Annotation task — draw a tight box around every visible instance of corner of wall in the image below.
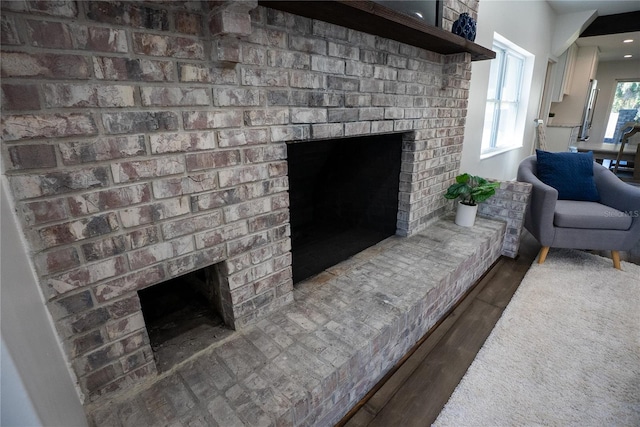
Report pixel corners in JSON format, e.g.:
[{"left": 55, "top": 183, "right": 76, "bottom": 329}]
[
  {"left": 1, "top": 179, "right": 88, "bottom": 426},
  {"left": 551, "top": 9, "right": 597, "bottom": 57}
]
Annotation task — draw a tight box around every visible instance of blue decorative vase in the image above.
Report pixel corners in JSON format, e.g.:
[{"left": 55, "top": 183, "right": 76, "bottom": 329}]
[{"left": 452, "top": 13, "right": 477, "bottom": 41}]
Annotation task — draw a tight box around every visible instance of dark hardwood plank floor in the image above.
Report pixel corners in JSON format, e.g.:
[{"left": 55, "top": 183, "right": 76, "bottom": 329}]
[{"left": 339, "top": 232, "right": 640, "bottom": 427}]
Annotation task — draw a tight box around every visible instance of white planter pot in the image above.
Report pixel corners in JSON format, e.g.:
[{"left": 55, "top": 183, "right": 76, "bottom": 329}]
[{"left": 455, "top": 202, "right": 478, "bottom": 227}]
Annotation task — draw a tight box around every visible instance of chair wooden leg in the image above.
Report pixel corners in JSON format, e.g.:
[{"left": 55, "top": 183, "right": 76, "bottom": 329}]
[
  {"left": 611, "top": 251, "right": 621, "bottom": 270},
  {"left": 538, "top": 246, "right": 550, "bottom": 264}
]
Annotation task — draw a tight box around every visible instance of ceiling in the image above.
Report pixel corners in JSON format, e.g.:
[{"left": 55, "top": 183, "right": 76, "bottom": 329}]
[
  {"left": 576, "top": 30, "right": 640, "bottom": 62},
  {"left": 546, "top": 0, "right": 639, "bottom": 16},
  {"left": 547, "top": 1, "right": 640, "bottom": 62}
]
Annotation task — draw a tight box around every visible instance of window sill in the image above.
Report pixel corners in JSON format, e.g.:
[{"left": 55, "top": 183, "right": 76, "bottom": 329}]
[{"left": 480, "top": 145, "right": 523, "bottom": 160}]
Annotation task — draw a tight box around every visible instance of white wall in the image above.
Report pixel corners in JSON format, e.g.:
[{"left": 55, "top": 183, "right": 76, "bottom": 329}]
[
  {"left": 1, "top": 181, "right": 88, "bottom": 427},
  {"left": 460, "top": 0, "right": 557, "bottom": 181},
  {"left": 551, "top": 9, "right": 596, "bottom": 56},
  {"left": 590, "top": 59, "right": 640, "bottom": 144},
  {"left": 1, "top": 340, "right": 41, "bottom": 427}
]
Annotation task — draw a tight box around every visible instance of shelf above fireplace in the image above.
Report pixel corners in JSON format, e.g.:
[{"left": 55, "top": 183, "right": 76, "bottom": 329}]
[{"left": 259, "top": 0, "right": 496, "bottom": 61}]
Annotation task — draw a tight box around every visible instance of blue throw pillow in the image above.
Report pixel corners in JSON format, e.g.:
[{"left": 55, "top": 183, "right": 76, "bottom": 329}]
[{"left": 535, "top": 149, "right": 600, "bottom": 201}]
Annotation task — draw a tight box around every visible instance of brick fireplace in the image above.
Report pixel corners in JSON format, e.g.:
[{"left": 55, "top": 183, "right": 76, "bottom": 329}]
[{"left": 1, "top": 0, "right": 483, "bottom": 405}]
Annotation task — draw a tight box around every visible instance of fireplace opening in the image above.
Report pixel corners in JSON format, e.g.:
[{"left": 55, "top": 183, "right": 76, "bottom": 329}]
[
  {"left": 287, "top": 133, "right": 403, "bottom": 283},
  {"left": 137, "top": 263, "right": 233, "bottom": 372}
]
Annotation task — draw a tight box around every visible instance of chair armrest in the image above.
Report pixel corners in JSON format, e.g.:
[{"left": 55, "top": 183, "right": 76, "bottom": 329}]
[
  {"left": 517, "top": 162, "right": 558, "bottom": 246},
  {"left": 594, "top": 165, "right": 640, "bottom": 249},
  {"left": 594, "top": 165, "right": 640, "bottom": 213}
]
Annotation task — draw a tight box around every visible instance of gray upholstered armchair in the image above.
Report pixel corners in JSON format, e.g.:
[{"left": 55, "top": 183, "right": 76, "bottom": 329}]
[{"left": 517, "top": 155, "right": 640, "bottom": 269}]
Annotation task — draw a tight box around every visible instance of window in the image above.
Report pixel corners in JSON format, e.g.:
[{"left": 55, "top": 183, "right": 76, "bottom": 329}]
[
  {"left": 604, "top": 80, "right": 640, "bottom": 143},
  {"left": 481, "top": 34, "right": 534, "bottom": 157}
]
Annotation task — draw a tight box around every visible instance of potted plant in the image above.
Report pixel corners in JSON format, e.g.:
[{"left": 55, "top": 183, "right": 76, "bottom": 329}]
[{"left": 444, "top": 173, "right": 499, "bottom": 227}]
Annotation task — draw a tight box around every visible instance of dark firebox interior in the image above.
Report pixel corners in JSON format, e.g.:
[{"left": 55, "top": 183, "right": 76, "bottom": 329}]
[
  {"left": 287, "top": 133, "right": 402, "bottom": 283},
  {"left": 137, "top": 266, "right": 232, "bottom": 372}
]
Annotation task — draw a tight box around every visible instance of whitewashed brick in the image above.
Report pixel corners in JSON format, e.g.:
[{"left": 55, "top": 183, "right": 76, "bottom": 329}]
[
  {"left": 311, "top": 123, "right": 343, "bottom": 139},
  {"left": 360, "top": 79, "right": 385, "bottom": 93},
  {"left": 328, "top": 42, "right": 359, "bottom": 60},
  {"left": 288, "top": 35, "right": 326, "bottom": 54},
  {"left": 179, "top": 64, "right": 238, "bottom": 84},
  {"left": 162, "top": 211, "right": 224, "bottom": 239},
  {"left": 241, "top": 68, "right": 288, "bottom": 86},
  {"left": 195, "top": 222, "right": 249, "bottom": 250},
  {"left": 345, "top": 94, "right": 372, "bottom": 107},
  {"left": 105, "top": 312, "right": 146, "bottom": 340},
  {"left": 111, "top": 156, "right": 186, "bottom": 183},
  {"left": 97, "top": 85, "right": 135, "bottom": 107},
  {"left": 218, "top": 128, "right": 269, "bottom": 147},
  {"left": 119, "top": 196, "right": 191, "bottom": 228},
  {"left": 268, "top": 51, "right": 310, "bottom": 69},
  {"left": 290, "top": 108, "right": 327, "bottom": 124},
  {"left": 149, "top": 132, "right": 215, "bottom": 153},
  {"left": 52, "top": 257, "right": 126, "bottom": 291},
  {"left": 311, "top": 56, "right": 345, "bottom": 74},
  {"left": 141, "top": 87, "right": 210, "bottom": 106},
  {"left": 313, "top": 21, "right": 347, "bottom": 40},
  {"left": 374, "top": 66, "right": 398, "bottom": 80},
  {"left": 2, "top": 113, "right": 97, "bottom": 141},
  {"left": 214, "top": 88, "right": 260, "bottom": 106},
  {"left": 344, "top": 121, "right": 371, "bottom": 136},
  {"left": 359, "top": 107, "right": 384, "bottom": 121},
  {"left": 152, "top": 172, "right": 218, "bottom": 199},
  {"left": 371, "top": 120, "right": 394, "bottom": 133},
  {"left": 289, "top": 71, "right": 324, "bottom": 89},
  {"left": 218, "top": 165, "right": 270, "bottom": 188},
  {"left": 346, "top": 61, "right": 374, "bottom": 77},
  {"left": 385, "top": 107, "right": 405, "bottom": 119},
  {"left": 43, "top": 84, "right": 97, "bottom": 107},
  {"left": 244, "top": 108, "right": 289, "bottom": 126},
  {"left": 183, "top": 110, "right": 243, "bottom": 129},
  {"left": 128, "top": 241, "right": 174, "bottom": 270},
  {"left": 68, "top": 184, "right": 149, "bottom": 215},
  {"left": 240, "top": 45, "right": 266, "bottom": 65},
  {"left": 223, "top": 198, "right": 271, "bottom": 222},
  {"left": 59, "top": 135, "right": 145, "bottom": 165},
  {"left": 9, "top": 167, "right": 108, "bottom": 200},
  {"left": 270, "top": 125, "right": 310, "bottom": 142},
  {"left": 394, "top": 120, "right": 414, "bottom": 131}
]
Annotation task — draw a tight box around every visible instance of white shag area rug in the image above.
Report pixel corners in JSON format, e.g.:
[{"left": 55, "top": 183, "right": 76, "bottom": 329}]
[{"left": 433, "top": 248, "right": 640, "bottom": 427}]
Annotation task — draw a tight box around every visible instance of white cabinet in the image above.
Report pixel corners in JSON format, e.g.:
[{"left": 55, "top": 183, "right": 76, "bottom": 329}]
[
  {"left": 551, "top": 44, "right": 577, "bottom": 102},
  {"left": 550, "top": 45, "right": 599, "bottom": 126}
]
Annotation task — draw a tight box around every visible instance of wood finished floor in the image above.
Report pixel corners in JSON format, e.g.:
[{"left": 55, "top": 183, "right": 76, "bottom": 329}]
[{"left": 339, "top": 232, "right": 640, "bottom": 427}]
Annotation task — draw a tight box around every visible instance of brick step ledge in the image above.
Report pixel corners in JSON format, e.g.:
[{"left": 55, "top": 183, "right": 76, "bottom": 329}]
[{"left": 88, "top": 216, "right": 506, "bottom": 426}]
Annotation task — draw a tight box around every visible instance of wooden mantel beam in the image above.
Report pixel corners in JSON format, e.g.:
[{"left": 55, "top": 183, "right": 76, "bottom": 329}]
[{"left": 259, "top": 1, "right": 496, "bottom": 61}]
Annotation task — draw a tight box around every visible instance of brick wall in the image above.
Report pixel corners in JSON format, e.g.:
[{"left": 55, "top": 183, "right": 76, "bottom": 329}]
[
  {"left": 1, "top": 0, "right": 475, "bottom": 402},
  {"left": 478, "top": 181, "right": 533, "bottom": 258},
  {"left": 442, "top": 0, "right": 479, "bottom": 30}
]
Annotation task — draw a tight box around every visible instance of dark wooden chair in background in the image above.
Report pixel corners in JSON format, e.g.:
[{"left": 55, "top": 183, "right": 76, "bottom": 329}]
[{"left": 613, "top": 122, "right": 640, "bottom": 183}]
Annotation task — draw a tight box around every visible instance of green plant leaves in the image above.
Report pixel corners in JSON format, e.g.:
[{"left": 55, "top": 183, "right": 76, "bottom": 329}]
[
  {"left": 444, "top": 173, "right": 499, "bottom": 205},
  {"left": 444, "top": 182, "right": 470, "bottom": 200},
  {"left": 456, "top": 173, "right": 471, "bottom": 184}
]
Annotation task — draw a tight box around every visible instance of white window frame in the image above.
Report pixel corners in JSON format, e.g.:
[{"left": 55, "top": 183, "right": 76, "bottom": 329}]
[{"left": 481, "top": 33, "right": 534, "bottom": 159}]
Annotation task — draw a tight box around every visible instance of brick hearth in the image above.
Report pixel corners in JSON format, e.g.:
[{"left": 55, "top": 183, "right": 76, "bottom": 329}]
[{"left": 87, "top": 217, "right": 506, "bottom": 426}]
